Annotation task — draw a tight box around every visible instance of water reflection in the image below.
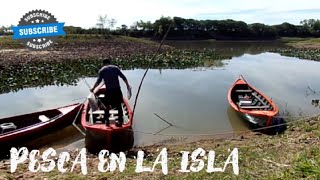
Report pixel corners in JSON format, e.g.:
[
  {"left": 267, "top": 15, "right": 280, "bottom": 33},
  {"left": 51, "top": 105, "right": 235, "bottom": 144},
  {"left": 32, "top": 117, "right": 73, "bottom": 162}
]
[
  {"left": 23, "top": 125, "right": 84, "bottom": 150},
  {"left": 0, "top": 53, "right": 319, "bottom": 148},
  {"left": 226, "top": 106, "right": 249, "bottom": 133},
  {"left": 165, "top": 40, "right": 287, "bottom": 57}
]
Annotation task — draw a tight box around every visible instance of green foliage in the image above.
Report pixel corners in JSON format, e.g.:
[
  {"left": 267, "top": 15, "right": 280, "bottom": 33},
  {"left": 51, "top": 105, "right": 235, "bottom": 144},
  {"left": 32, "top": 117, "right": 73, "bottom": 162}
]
[
  {"left": 119, "top": 17, "right": 319, "bottom": 40},
  {"left": 0, "top": 25, "right": 14, "bottom": 36},
  {"left": 2, "top": 18, "right": 320, "bottom": 40},
  {"left": 293, "top": 147, "right": 320, "bottom": 179},
  {"left": 249, "top": 23, "right": 277, "bottom": 38},
  {"left": 300, "top": 19, "right": 320, "bottom": 36},
  {"left": 0, "top": 49, "right": 230, "bottom": 94},
  {"left": 272, "top": 48, "right": 320, "bottom": 61}
]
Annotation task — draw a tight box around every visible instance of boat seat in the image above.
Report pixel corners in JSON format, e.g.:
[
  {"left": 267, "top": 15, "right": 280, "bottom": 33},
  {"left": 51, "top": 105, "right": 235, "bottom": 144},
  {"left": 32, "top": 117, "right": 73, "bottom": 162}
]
[
  {"left": 241, "top": 105, "right": 270, "bottom": 109},
  {"left": 39, "top": 115, "right": 50, "bottom": 122},
  {"left": 109, "top": 116, "right": 118, "bottom": 121},
  {"left": 251, "top": 93, "right": 268, "bottom": 106},
  {"left": 89, "top": 110, "right": 118, "bottom": 115},
  {"left": 110, "top": 110, "right": 118, "bottom": 114},
  {"left": 90, "top": 110, "right": 104, "bottom": 115},
  {"left": 235, "top": 89, "right": 252, "bottom": 93}
]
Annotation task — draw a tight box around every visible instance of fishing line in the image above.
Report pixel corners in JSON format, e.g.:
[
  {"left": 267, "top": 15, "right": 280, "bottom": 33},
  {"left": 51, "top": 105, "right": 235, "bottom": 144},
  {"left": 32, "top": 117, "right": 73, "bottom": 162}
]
[{"left": 122, "top": 112, "right": 320, "bottom": 136}]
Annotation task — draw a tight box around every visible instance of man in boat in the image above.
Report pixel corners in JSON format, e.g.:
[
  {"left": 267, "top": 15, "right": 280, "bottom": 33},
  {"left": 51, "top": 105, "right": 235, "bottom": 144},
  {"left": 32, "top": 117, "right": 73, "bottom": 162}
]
[{"left": 90, "top": 58, "right": 131, "bottom": 127}]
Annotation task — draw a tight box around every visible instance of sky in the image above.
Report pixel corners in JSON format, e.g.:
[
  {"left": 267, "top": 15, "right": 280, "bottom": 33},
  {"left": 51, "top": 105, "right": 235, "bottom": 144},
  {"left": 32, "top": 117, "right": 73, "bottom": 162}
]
[{"left": 1, "top": 0, "right": 320, "bottom": 28}]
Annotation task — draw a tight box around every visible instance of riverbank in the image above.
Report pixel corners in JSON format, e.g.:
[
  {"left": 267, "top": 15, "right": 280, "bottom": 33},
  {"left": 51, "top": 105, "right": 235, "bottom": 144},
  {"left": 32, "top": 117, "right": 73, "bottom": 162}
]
[
  {"left": 284, "top": 38, "right": 320, "bottom": 49},
  {"left": 1, "top": 115, "right": 319, "bottom": 179},
  {"left": 270, "top": 38, "right": 320, "bottom": 61},
  {"left": 0, "top": 35, "right": 319, "bottom": 179},
  {"left": 0, "top": 35, "right": 171, "bottom": 67},
  {"left": 0, "top": 35, "right": 231, "bottom": 94}
]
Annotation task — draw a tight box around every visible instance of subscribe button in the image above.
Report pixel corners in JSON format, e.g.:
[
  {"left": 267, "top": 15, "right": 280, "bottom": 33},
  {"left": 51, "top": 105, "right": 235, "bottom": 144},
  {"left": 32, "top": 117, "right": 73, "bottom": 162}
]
[
  {"left": 12, "top": 23, "right": 65, "bottom": 39},
  {"left": 12, "top": 10, "right": 66, "bottom": 50}
]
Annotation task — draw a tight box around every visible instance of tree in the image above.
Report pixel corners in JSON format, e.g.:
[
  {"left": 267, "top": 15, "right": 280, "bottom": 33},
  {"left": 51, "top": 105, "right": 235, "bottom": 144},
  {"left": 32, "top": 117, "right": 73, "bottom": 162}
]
[
  {"left": 300, "top": 19, "right": 320, "bottom": 36},
  {"left": 64, "top": 26, "right": 83, "bottom": 34},
  {"left": 0, "top": 25, "right": 14, "bottom": 35},
  {"left": 0, "top": 26, "right": 5, "bottom": 35},
  {"left": 136, "top": 20, "right": 153, "bottom": 31},
  {"left": 153, "top": 16, "right": 172, "bottom": 37},
  {"left": 96, "top": 15, "right": 108, "bottom": 29},
  {"left": 118, "top": 24, "right": 128, "bottom": 36},
  {"left": 108, "top": 18, "right": 117, "bottom": 29},
  {"left": 130, "top": 22, "right": 138, "bottom": 31},
  {"left": 274, "top": 22, "right": 298, "bottom": 37},
  {"left": 249, "top": 23, "right": 277, "bottom": 39}
]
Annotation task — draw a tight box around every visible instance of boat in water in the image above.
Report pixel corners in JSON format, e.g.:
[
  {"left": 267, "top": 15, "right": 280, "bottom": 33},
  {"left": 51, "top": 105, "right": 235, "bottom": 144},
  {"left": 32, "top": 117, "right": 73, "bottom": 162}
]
[
  {"left": 0, "top": 103, "right": 82, "bottom": 149},
  {"left": 227, "top": 76, "right": 286, "bottom": 133},
  {"left": 81, "top": 86, "right": 134, "bottom": 153}
]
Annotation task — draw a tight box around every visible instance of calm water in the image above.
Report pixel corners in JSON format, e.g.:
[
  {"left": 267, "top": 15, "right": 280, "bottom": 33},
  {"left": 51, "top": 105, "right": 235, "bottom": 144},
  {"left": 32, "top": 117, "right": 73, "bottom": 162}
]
[{"left": 1, "top": 41, "right": 320, "bottom": 149}]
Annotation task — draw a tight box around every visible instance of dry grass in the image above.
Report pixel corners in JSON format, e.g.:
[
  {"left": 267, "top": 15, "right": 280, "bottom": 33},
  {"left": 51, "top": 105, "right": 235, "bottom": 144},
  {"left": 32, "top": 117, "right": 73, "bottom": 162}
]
[
  {"left": 286, "top": 38, "right": 320, "bottom": 49},
  {"left": 0, "top": 115, "right": 319, "bottom": 179}
]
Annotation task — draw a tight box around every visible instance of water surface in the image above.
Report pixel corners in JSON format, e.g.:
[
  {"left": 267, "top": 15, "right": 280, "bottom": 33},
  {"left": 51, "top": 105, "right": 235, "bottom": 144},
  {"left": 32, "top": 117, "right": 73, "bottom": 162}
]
[{"left": 1, "top": 41, "right": 319, "bottom": 148}]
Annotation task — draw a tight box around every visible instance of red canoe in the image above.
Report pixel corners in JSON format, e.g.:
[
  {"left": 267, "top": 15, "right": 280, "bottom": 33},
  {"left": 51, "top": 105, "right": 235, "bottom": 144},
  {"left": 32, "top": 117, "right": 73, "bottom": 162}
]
[
  {"left": 0, "top": 103, "right": 82, "bottom": 147},
  {"left": 227, "top": 76, "right": 279, "bottom": 128},
  {"left": 81, "top": 86, "right": 134, "bottom": 153}
]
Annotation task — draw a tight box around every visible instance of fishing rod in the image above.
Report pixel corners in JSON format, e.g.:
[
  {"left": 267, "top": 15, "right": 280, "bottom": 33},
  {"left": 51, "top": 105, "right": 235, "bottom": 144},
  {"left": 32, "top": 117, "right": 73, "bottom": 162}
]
[
  {"left": 132, "top": 23, "right": 173, "bottom": 119},
  {"left": 71, "top": 22, "right": 173, "bottom": 132}
]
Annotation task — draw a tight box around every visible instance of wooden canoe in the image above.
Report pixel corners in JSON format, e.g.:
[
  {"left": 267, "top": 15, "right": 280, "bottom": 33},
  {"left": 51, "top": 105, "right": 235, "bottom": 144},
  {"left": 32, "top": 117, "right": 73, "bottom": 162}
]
[
  {"left": 0, "top": 103, "right": 82, "bottom": 147},
  {"left": 227, "top": 76, "right": 279, "bottom": 128},
  {"left": 81, "top": 86, "right": 134, "bottom": 153}
]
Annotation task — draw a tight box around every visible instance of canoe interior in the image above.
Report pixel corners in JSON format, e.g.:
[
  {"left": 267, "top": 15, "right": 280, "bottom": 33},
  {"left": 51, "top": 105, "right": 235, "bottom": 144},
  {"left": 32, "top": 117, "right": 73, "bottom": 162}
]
[
  {"left": 0, "top": 110, "right": 62, "bottom": 135},
  {"left": 231, "top": 84, "right": 274, "bottom": 111},
  {"left": 85, "top": 94, "right": 130, "bottom": 126},
  {"left": 83, "top": 89, "right": 134, "bottom": 153}
]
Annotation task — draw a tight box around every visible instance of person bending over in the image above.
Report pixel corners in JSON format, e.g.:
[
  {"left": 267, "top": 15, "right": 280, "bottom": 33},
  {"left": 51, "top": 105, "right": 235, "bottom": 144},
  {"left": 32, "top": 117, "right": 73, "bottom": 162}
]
[{"left": 90, "top": 58, "right": 131, "bottom": 127}]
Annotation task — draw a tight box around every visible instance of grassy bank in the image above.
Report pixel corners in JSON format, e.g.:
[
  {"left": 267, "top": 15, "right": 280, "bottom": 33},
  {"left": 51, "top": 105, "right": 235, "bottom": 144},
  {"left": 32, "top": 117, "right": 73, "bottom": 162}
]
[
  {"left": 272, "top": 38, "right": 320, "bottom": 61},
  {"left": 1, "top": 115, "right": 319, "bottom": 179},
  {"left": 284, "top": 38, "right": 320, "bottom": 49},
  {"left": 0, "top": 35, "right": 231, "bottom": 94}
]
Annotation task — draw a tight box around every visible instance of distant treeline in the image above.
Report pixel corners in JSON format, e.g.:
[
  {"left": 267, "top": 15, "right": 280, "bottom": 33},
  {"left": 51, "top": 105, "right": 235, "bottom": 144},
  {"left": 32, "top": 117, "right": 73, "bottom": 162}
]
[
  {"left": 2, "top": 17, "right": 320, "bottom": 40},
  {"left": 64, "top": 17, "right": 320, "bottom": 40}
]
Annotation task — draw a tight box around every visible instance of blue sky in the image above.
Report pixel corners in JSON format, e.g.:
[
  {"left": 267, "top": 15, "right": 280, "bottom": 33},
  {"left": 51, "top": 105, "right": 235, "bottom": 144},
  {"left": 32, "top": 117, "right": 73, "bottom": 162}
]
[{"left": 1, "top": 0, "right": 320, "bottom": 28}]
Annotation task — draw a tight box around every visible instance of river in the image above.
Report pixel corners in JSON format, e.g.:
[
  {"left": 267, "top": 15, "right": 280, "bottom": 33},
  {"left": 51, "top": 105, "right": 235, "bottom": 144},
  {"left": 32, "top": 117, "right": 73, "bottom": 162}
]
[{"left": 0, "top": 40, "right": 319, "bottom": 150}]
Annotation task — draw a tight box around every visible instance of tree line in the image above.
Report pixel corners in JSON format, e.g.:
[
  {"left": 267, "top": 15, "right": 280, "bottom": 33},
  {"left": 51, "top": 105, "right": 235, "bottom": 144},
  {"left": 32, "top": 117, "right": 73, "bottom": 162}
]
[
  {"left": 127, "top": 17, "right": 320, "bottom": 40},
  {"left": 63, "top": 17, "right": 320, "bottom": 40},
  {"left": 0, "top": 25, "right": 14, "bottom": 35},
  {"left": 1, "top": 16, "right": 320, "bottom": 40}
]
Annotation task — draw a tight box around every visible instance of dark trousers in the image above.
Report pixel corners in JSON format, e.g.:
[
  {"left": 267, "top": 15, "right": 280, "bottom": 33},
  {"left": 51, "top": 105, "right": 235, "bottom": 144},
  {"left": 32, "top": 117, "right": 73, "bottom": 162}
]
[{"left": 102, "top": 88, "right": 124, "bottom": 125}]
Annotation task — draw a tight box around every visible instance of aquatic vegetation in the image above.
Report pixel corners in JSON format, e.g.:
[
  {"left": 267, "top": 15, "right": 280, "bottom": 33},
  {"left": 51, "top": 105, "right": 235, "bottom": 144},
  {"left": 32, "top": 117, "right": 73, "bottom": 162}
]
[
  {"left": 271, "top": 48, "right": 320, "bottom": 61},
  {"left": 0, "top": 49, "right": 230, "bottom": 94}
]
